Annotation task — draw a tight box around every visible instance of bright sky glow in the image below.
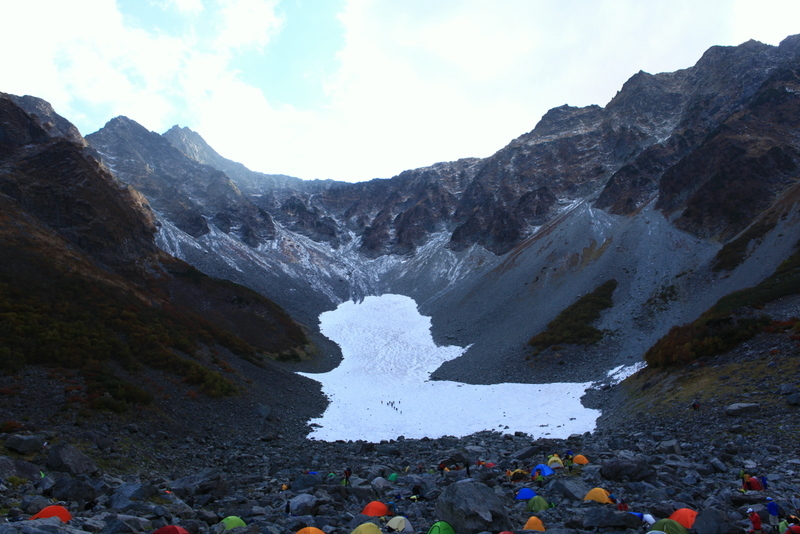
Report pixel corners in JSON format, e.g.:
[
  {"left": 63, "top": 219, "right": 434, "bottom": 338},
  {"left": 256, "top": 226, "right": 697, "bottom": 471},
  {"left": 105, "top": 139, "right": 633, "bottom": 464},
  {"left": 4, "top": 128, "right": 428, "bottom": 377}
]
[
  {"left": 300, "top": 294, "right": 601, "bottom": 442},
  {"left": 1, "top": 1, "right": 798, "bottom": 182}
]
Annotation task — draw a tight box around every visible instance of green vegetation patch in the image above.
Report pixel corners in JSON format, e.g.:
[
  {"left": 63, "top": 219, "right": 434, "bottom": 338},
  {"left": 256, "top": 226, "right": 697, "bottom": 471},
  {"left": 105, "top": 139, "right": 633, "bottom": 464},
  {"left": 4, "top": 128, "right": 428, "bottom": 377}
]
[
  {"left": 646, "top": 241, "right": 800, "bottom": 367},
  {"left": 528, "top": 279, "right": 618, "bottom": 350},
  {"left": 0, "top": 248, "right": 240, "bottom": 402}
]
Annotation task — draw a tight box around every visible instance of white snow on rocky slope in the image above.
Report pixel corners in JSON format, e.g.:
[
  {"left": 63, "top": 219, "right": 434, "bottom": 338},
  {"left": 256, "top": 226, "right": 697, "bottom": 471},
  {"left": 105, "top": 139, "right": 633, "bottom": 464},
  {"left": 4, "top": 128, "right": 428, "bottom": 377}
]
[{"left": 300, "top": 294, "right": 600, "bottom": 442}]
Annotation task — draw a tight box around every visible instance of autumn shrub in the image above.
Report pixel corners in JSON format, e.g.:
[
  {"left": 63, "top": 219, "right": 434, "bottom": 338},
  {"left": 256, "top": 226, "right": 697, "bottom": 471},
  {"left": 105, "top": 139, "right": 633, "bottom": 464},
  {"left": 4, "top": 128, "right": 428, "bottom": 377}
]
[
  {"left": 528, "top": 279, "right": 618, "bottom": 350},
  {"left": 0, "top": 420, "right": 23, "bottom": 433}
]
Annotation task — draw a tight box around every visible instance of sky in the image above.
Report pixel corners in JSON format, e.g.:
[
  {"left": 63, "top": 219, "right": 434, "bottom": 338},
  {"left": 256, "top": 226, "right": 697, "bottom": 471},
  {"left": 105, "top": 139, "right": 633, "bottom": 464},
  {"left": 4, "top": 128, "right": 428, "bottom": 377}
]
[
  {"left": 1, "top": 1, "right": 798, "bottom": 182},
  {"left": 299, "top": 294, "right": 642, "bottom": 442}
]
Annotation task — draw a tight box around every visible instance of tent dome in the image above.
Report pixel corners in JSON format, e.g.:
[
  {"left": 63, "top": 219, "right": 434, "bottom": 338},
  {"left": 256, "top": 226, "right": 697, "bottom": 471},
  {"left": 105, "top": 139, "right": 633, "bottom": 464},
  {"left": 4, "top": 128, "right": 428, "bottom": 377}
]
[
  {"left": 669, "top": 509, "right": 698, "bottom": 529},
  {"left": 153, "top": 527, "right": 191, "bottom": 534},
  {"left": 573, "top": 454, "right": 589, "bottom": 465},
  {"left": 524, "top": 516, "right": 546, "bottom": 531},
  {"left": 361, "top": 501, "right": 390, "bottom": 517},
  {"left": 221, "top": 516, "right": 246, "bottom": 530},
  {"left": 583, "top": 487, "right": 612, "bottom": 504},
  {"left": 351, "top": 523, "right": 383, "bottom": 534},
  {"left": 29, "top": 505, "right": 72, "bottom": 523},
  {"left": 531, "top": 464, "right": 555, "bottom": 476},
  {"left": 516, "top": 487, "right": 537, "bottom": 500}
]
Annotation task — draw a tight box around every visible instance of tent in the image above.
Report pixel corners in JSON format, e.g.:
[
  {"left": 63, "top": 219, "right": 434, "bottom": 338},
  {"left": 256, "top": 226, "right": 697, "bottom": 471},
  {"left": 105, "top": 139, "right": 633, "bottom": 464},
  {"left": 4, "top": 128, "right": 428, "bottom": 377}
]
[
  {"left": 669, "top": 508, "right": 698, "bottom": 529},
  {"left": 388, "top": 473, "right": 399, "bottom": 482},
  {"left": 526, "top": 496, "right": 550, "bottom": 513},
  {"left": 221, "top": 516, "right": 246, "bottom": 530},
  {"left": 297, "top": 528, "right": 325, "bottom": 534},
  {"left": 428, "top": 521, "right": 456, "bottom": 534},
  {"left": 352, "top": 523, "right": 383, "bottom": 534},
  {"left": 573, "top": 454, "right": 589, "bottom": 465},
  {"left": 583, "top": 488, "right": 612, "bottom": 504},
  {"left": 649, "top": 518, "right": 690, "bottom": 534},
  {"left": 516, "top": 488, "right": 537, "bottom": 500},
  {"left": 29, "top": 505, "right": 72, "bottom": 522},
  {"left": 387, "top": 516, "right": 414, "bottom": 533},
  {"left": 524, "top": 516, "right": 546, "bottom": 531},
  {"left": 531, "top": 464, "right": 555, "bottom": 476},
  {"left": 361, "top": 501, "right": 391, "bottom": 517},
  {"left": 153, "top": 527, "right": 190, "bottom": 534}
]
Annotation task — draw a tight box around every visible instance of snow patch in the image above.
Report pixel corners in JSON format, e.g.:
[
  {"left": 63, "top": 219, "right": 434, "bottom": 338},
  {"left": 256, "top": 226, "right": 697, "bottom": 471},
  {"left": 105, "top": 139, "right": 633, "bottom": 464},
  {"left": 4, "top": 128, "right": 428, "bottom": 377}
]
[{"left": 299, "top": 294, "right": 600, "bottom": 442}]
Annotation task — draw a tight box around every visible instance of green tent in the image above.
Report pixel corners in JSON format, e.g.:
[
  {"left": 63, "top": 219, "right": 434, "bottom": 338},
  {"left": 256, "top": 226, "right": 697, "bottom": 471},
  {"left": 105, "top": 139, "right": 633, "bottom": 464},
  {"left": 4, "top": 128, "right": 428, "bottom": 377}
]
[
  {"left": 428, "top": 521, "right": 456, "bottom": 534},
  {"left": 221, "top": 516, "right": 246, "bottom": 530},
  {"left": 526, "top": 495, "right": 550, "bottom": 512},
  {"left": 649, "top": 519, "right": 690, "bottom": 534},
  {"left": 388, "top": 473, "right": 399, "bottom": 481}
]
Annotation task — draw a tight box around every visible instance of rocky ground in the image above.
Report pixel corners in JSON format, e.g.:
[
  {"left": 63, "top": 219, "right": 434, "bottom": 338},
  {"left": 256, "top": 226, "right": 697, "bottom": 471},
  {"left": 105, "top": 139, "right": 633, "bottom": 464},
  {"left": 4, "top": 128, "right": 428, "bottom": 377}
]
[{"left": 0, "top": 298, "right": 799, "bottom": 534}]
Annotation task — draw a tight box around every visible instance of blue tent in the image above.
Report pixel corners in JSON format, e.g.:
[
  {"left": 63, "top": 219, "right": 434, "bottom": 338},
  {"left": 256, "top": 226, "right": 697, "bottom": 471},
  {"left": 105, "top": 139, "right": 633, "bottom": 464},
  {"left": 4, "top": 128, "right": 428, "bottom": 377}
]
[
  {"left": 531, "top": 464, "right": 555, "bottom": 476},
  {"left": 515, "top": 487, "right": 537, "bottom": 500}
]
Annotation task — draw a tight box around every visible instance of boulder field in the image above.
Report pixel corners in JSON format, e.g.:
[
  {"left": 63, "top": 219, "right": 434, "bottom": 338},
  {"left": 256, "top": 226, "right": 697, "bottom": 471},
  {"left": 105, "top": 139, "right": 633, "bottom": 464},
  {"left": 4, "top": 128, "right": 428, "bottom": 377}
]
[{"left": 1, "top": 419, "right": 798, "bottom": 534}]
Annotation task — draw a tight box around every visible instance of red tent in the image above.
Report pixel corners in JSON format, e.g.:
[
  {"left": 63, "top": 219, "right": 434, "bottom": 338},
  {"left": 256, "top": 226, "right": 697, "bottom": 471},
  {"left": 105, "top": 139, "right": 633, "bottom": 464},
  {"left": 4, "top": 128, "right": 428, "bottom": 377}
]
[
  {"left": 362, "top": 501, "right": 391, "bottom": 516},
  {"left": 669, "top": 508, "right": 698, "bottom": 529},
  {"left": 153, "top": 527, "right": 190, "bottom": 534},
  {"left": 29, "top": 505, "right": 72, "bottom": 523}
]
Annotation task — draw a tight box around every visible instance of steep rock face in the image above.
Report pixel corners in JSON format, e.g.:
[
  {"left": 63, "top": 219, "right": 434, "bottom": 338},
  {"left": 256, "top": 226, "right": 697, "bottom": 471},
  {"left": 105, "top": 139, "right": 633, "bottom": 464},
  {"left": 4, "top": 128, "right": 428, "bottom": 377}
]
[
  {"left": 87, "top": 118, "right": 276, "bottom": 247},
  {"left": 0, "top": 94, "right": 158, "bottom": 270},
  {"left": 0, "top": 93, "right": 317, "bottom": 370}
]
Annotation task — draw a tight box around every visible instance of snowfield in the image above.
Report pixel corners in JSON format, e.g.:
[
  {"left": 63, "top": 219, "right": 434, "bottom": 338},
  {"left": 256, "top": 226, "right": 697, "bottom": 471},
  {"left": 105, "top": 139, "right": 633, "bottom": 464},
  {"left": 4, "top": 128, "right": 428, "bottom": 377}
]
[{"left": 300, "top": 294, "right": 606, "bottom": 442}]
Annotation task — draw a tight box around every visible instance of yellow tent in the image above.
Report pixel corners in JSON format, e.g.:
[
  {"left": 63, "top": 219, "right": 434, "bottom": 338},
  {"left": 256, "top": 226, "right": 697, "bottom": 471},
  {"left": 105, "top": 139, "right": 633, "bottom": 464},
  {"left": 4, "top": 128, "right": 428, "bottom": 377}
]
[
  {"left": 352, "top": 523, "right": 383, "bottom": 534},
  {"left": 583, "top": 487, "right": 612, "bottom": 504},
  {"left": 524, "top": 516, "right": 546, "bottom": 531},
  {"left": 547, "top": 456, "right": 563, "bottom": 468},
  {"left": 573, "top": 454, "right": 589, "bottom": 465}
]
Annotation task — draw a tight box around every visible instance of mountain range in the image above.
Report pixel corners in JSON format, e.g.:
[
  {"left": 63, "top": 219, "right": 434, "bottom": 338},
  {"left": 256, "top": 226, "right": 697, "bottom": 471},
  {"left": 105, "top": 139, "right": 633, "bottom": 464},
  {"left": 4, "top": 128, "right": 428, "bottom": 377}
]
[{"left": 2, "top": 34, "right": 800, "bottom": 427}]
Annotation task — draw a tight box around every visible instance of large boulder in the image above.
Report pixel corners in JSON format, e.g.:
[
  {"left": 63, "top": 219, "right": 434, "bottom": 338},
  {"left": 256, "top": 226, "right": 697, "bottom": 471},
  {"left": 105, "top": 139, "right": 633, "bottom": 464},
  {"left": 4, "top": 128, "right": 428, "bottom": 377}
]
[
  {"left": 51, "top": 474, "right": 100, "bottom": 503},
  {"left": 435, "top": 480, "right": 512, "bottom": 534},
  {"left": 725, "top": 403, "right": 760, "bottom": 416},
  {"left": 548, "top": 478, "right": 591, "bottom": 501},
  {"left": 694, "top": 507, "right": 744, "bottom": 534},
  {"left": 0, "top": 456, "right": 42, "bottom": 481},
  {"left": 289, "top": 493, "right": 318, "bottom": 515},
  {"left": 4, "top": 434, "right": 46, "bottom": 454},
  {"left": 170, "top": 468, "right": 230, "bottom": 499},
  {"left": 600, "top": 455, "right": 655, "bottom": 482},
  {"left": 46, "top": 443, "right": 99, "bottom": 476},
  {"left": 583, "top": 507, "right": 641, "bottom": 529},
  {"left": 108, "top": 482, "right": 160, "bottom": 511}
]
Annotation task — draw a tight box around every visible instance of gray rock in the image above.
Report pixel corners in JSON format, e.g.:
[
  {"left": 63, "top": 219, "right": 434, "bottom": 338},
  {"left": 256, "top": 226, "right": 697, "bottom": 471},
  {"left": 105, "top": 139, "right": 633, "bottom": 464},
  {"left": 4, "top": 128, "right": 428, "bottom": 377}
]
[
  {"left": 725, "top": 403, "right": 760, "bottom": 416},
  {"left": 583, "top": 507, "right": 639, "bottom": 528},
  {"left": 4, "top": 434, "right": 46, "bottom": 454},
  {"left": 786, "top": 393, "right": 800, "bottom": 406},
  {"left": 46, "top": 442, "right": 99, "bottom": 476},
  {"left": 291, "top": 473, "right": 324, "bottom": 492},
  {"left": 548, "top": 478, "right": 591, "bottom": 501},
  {"left": 694, "top": 507, "right": 744, "bottom": 534},
  {"left": 51, "top": 474, "right": 99, "bottom": 503},
  {"left": 289, "top": 493, "right": 318, "bottom": 515},
  {"left": 435, "top": 481, "right": 512, "bottom": 534},
  {"left": 171, "top": 468, "right": 230, "bottom": 498},
  {"left": 108, "top": 482, "right": 159, "bottom": 511},
  {"left": 659, "top": 439, "right": 682, "bottom": 455},
  {"left": 600, "top": 456, "right": 655, "bottom": 482},
  {"left": 0, "top": 456, "right": 41, "bottom": 481}
]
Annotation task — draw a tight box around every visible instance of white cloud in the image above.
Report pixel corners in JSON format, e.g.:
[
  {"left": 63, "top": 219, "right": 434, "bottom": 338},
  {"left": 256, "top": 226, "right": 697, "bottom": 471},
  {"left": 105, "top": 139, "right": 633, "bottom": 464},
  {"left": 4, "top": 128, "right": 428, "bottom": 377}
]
[
  {"left": 1, "top": 0, "right": 797, "bottom": 181},
  {"left": 213, "top": 0, "right": 284, "bottom": 52}
]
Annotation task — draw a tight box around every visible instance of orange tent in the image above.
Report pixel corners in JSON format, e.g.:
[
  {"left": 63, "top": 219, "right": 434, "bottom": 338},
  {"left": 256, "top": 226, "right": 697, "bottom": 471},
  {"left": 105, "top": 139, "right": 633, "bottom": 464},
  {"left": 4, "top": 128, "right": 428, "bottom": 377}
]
[
  {"left": 297, "top": 529, "right": 325, "bottom": 534},
  {"left": 573, "top": 454, "right": 589, "bottom": 465},
  {"left": 362, "top": 501, "right": 391, "bottom": 517},
  {"left": 583, "top": 488, "right": 612, "bottom": 504},
  {"left": 153, "top": 527, "right": 191, "bottom": 534},
  {"left": 524, "top": 516, "right": 545, "bottom": 531},
  {"left": 669, "top": 508, "right": 698, "bottom": 529},
  {"left": 29, "top": 505, "right": 72, "bottom": 522}
]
